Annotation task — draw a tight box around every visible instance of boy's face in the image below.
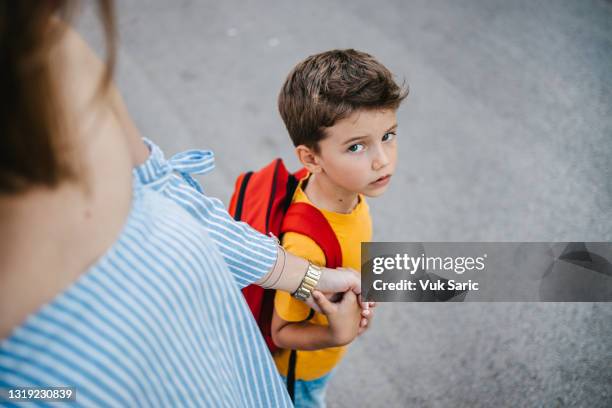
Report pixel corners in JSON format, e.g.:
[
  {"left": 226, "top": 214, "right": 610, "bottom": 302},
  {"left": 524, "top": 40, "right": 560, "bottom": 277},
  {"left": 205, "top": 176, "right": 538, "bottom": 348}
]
[{"left": 313, "top": 108, "right": 398, "bottom": 197}]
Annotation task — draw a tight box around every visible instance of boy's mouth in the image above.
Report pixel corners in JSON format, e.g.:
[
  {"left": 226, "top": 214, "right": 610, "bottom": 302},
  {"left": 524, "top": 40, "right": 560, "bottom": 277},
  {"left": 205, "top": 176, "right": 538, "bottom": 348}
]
[{"left": 370, "top": 174, "right": 391, "bottom": 186}]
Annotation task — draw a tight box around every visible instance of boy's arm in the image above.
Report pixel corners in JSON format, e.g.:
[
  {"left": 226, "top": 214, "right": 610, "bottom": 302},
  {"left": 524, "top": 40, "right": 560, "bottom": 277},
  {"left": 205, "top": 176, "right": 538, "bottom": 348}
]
[{"left": 271, "top": 308, "right": 335, "bottom": 350}]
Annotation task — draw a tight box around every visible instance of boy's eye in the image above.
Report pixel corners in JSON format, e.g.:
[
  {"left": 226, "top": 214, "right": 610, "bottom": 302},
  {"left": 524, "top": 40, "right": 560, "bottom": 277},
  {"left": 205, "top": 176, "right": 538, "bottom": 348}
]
[
  {"left": 347, "top": 143, "right": 365, "bottom": 153},
  {"left": 382, "top": 132, "right": 396, "bottom": 142}
]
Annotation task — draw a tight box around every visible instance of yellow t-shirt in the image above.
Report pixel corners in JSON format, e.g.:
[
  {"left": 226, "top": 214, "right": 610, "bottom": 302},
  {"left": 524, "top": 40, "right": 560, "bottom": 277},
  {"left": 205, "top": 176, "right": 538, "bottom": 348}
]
[{"left": 273, "top": 181, "right": 372, "bottom": 381}]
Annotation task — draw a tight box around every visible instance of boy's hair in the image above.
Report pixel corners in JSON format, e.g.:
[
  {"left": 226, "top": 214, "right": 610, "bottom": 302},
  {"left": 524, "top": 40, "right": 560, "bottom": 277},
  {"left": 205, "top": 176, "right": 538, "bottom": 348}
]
[{"left": 278, "top": 49, "right": 408, "bottom": 152}]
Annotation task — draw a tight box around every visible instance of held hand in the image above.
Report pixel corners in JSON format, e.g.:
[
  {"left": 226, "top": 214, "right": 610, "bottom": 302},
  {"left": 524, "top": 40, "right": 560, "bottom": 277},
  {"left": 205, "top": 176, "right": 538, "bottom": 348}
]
[
  {"left": 316, "top": 267, "right": 361, "bottom": 296},
  {"left": 304, "top": 291, "right": 351, "bottom": 315},
  {"left": 304, "top": 268, "right": 366, "bottom": 316},
  {"left": 311, "top": 290, "right": 360, "bottom": 346}
]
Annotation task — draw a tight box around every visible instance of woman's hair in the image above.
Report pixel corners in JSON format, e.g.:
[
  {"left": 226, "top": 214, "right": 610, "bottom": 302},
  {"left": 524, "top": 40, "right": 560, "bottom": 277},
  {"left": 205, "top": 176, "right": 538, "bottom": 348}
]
[{"left": 0, "top": 0, "right": 116, "bottom": 194}]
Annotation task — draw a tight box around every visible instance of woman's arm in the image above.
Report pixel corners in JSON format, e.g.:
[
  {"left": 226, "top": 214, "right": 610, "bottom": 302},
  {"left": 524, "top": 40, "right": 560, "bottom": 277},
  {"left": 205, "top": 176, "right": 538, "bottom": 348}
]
[{"left": 255, "top": 246, "right": 362, "bottom": 309}]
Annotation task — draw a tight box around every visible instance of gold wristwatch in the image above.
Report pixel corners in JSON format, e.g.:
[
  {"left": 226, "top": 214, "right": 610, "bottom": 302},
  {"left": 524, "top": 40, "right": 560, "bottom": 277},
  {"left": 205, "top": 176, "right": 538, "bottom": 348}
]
[{"left": 292, "top": 262, "right": 322, "bottom": 301}]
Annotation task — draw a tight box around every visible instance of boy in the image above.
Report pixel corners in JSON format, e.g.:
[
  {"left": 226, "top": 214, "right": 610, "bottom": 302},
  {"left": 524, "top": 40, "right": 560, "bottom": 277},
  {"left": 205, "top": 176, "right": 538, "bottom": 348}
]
[{"left": 271, "top": 49, "right": 408, "bottom": 407}]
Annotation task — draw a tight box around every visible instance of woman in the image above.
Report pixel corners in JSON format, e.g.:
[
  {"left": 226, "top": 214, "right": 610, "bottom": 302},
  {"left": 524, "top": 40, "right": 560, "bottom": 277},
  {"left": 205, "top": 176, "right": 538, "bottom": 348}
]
[{"left": 0, "top": 2, "right": 370, "bottom": 406}]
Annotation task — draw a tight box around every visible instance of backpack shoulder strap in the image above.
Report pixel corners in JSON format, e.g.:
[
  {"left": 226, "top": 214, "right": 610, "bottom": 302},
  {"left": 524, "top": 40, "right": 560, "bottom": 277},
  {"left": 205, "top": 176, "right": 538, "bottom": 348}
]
[
  {"left": 281, "top": 202, "right": 343, "bottom": 269},
  {"left": 282, "top": 202, "right": 340, "bottom": 401}
]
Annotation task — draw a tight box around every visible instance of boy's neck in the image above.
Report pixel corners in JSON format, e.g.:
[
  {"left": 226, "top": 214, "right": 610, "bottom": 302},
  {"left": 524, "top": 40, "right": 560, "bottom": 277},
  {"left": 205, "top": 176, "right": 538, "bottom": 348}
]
[{"left": 303, "top": 173, "right": 359, "bottom": 214}]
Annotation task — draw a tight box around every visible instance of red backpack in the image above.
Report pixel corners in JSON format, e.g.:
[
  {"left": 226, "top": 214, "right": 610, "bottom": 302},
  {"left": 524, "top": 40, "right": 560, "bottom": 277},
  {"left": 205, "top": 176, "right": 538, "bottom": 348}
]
[{"left": 228, "top": 158, "right": 343, "bottom": 353}]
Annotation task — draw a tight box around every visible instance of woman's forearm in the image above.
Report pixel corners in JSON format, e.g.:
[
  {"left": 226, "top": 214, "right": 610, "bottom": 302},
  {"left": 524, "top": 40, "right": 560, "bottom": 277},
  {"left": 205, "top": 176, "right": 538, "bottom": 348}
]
[
  {"left": 256, "top": 246, "right": 308, "bottom": 294},
  {"left": 256, "top": 246, "right": 362, "bottom": 299}
]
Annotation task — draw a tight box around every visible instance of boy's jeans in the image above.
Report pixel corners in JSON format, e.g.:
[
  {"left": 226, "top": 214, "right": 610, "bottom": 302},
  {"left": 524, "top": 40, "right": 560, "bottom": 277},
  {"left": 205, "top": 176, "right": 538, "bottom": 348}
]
[{"left": 282, "top": 371, "right": 333, "bottom": 408}]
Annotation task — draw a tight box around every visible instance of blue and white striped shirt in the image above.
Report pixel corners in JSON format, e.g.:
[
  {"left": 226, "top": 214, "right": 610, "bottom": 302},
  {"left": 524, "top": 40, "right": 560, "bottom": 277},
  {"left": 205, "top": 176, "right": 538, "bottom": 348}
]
[{"left": 0, "top": 140, "right": 292, "bottom": 407}]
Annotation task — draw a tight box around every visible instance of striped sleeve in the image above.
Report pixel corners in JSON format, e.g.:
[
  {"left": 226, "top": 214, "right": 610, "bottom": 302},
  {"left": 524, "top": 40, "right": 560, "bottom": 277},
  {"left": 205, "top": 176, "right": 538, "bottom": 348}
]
[
  {"left": 133, "top": 139, "right": 278, "bottom": 288},
  {"left": 163, "top": 175, "right": 278, "bottom": 288}
]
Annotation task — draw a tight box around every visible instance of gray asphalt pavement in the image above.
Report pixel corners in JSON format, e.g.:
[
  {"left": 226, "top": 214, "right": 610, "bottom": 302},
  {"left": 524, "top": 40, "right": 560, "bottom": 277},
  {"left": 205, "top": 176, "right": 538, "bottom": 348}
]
[{"left": 80, "top": 1, "right": 612, "bottom": 406}]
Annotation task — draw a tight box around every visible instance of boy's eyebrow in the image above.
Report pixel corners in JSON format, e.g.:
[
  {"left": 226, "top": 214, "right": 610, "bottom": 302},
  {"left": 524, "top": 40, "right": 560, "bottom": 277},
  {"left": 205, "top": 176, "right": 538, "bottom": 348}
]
[
  {"left": 385, "top": 123, "right": 398, "bottom": 132},
  {"left": 342, "top": 123, "right": 398, "bottom": 145}
]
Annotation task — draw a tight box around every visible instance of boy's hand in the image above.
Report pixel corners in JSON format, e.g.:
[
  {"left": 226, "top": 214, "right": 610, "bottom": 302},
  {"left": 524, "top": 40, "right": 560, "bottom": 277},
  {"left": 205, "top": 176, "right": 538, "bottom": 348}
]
[
  {"left": 309, "top": 294, "right": 372, "bottom": 330},
  {"left": 312, "top": 290, "right": 361, "bottom": 346}
]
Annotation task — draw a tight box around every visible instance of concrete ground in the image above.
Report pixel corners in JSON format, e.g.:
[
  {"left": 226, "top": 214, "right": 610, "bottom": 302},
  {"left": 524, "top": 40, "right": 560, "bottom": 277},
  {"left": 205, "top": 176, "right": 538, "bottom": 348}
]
[{"left": 80, "top": 1, "right": 612, "bottom": 406}]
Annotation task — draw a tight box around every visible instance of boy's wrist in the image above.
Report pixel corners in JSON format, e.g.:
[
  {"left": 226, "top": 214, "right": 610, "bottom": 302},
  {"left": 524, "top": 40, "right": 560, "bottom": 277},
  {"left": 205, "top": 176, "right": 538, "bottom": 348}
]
[
  {"left": 328, "top": 326, "right": 352, "bottom": 347},
  {"left": 324, "top": 324, "right": 343, "bottom": 347},
  {"left": 325, "top": 315, "right": 352, "bottom": 347}
]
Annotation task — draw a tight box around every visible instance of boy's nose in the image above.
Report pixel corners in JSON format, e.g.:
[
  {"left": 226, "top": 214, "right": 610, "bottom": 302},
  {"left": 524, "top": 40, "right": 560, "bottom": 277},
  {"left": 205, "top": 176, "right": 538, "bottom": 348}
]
[{"left": 372, "top": 147, "right": 390, "bottom": 170}]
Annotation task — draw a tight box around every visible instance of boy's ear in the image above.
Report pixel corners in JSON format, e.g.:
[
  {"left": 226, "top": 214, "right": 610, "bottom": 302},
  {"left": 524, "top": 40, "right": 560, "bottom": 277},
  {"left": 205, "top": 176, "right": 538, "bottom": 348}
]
[{"left": 295, "top": 145, "right": 322, "bottom": 173}]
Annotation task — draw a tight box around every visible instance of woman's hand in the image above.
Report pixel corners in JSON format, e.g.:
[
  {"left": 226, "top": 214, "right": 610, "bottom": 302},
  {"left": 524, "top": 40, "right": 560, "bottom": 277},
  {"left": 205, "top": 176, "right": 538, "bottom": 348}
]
[
  {"left": 304, "top": 267, "right": 360, "bottom": 312},
  {"left": 315, "top": 266, "right": 361, "bottom": 295}
]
